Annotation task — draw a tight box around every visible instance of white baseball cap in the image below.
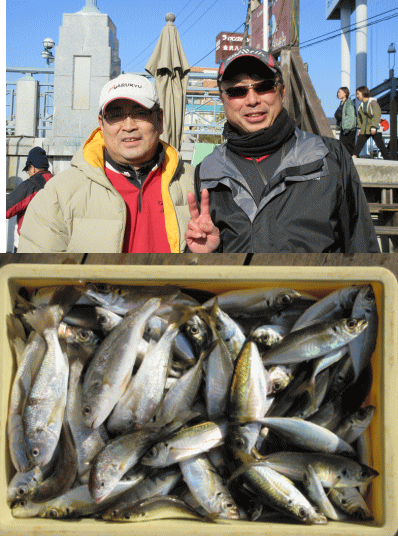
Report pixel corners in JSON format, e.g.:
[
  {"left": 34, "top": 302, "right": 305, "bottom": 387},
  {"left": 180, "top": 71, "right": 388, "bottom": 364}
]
[{"left": 99, "top": 73, "right": 160, "bottom": 114}]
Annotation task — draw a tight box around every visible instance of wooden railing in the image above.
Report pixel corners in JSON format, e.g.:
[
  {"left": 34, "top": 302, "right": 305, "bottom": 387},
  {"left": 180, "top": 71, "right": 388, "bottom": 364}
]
[{"left": 277, "top": 46, "right": 334, "bottom": 138}]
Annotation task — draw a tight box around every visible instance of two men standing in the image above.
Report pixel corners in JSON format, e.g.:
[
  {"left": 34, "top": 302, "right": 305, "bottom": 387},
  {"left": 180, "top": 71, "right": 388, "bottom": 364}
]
[{"left": 16, "top": 48, "right": 379, "bottom": 254}]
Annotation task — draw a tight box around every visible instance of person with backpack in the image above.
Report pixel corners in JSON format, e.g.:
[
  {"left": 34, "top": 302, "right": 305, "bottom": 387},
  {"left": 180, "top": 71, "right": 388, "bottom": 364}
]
[{"left": 353, "top": 86, "right": 389, "bottom": 159}]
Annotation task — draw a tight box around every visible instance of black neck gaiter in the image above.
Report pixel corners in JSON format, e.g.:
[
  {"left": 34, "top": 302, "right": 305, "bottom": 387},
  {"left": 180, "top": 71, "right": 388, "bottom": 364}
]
[{"left": 223, "top": 108, "right": 296, "bottom": 157}]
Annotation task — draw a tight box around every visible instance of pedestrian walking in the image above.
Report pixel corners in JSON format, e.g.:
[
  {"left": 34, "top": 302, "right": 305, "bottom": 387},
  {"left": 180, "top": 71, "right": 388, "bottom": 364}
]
[
  {"left": 353, "top": 86, "right": 389, "bottom": 160},
  {"left": 334, "top": 87, "right": 357, "bottom": 156}
]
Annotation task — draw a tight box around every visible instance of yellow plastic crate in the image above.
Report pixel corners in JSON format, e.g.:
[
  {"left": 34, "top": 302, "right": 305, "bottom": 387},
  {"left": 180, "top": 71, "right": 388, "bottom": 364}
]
[{"left": 0, "top": 263, "right": 397, "bottom": 536}]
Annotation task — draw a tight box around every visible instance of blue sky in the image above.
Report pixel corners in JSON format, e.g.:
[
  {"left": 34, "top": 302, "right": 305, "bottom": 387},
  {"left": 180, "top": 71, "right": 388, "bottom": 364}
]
[{"left": 6, "top": 0, "right": 398, "bottom": 118}]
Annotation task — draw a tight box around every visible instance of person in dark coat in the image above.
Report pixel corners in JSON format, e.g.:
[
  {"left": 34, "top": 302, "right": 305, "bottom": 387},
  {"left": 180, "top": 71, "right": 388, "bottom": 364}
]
[
  {"left": 184, "top": 47, "right": 379, "bottom": 253},
  {"left": 335, "top": 87, "right": 357, "bottom": 156},
  {"left": 6, "top": 147, "right": 53, "bottom": 250}
]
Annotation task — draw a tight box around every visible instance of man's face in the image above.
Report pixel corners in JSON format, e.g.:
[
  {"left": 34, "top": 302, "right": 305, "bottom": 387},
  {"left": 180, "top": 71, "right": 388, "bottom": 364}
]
[
  {"left": 99, "top": 99, "right": 163, "bottom": 169},
  {"left": 220, "top": 73, "right": 285, "bottom": 134}
]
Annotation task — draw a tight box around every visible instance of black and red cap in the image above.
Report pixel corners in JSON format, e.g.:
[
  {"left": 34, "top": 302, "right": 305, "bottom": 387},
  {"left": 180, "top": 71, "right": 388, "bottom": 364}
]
[{"left": 217, "top": 46, "right": 282, "bottom": 85}]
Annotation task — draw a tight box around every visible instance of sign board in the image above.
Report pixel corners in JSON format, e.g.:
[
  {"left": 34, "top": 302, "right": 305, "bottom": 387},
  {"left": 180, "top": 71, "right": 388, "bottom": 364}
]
[
  {"left": 251, "top": 0, "right": 299, "bottom": 51},
  {"left": 215, "top": 32, "right": 244, "bottom": 64}
]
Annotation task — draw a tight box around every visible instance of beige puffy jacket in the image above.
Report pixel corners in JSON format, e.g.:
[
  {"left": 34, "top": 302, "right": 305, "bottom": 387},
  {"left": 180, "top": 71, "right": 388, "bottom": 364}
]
[{"left": 18, "top": 129, "right": 195, "bottom": 253}]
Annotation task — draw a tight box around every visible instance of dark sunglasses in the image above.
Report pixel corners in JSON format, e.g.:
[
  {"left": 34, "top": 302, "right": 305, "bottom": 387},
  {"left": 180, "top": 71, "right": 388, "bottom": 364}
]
[{"left": 221, "top": 79, "right": 277, "bottom": 98}]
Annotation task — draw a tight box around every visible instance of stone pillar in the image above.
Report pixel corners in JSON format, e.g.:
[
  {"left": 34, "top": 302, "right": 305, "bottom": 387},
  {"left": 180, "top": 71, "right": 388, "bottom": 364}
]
[
  {"left": 340, "top": 2, "right": 351, "bottom": 90},
  {"left": 15, "top": 74, "right": 39, "bottom": 137},
  {"left": 51, "top": 2, "right": 121, "bottom": 145}
]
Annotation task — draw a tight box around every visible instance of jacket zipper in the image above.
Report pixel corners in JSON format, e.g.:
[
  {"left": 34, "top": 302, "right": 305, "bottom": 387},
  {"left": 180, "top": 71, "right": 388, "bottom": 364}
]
[{"left": 251, "top": 158, "right": 268, "bottom": 187}]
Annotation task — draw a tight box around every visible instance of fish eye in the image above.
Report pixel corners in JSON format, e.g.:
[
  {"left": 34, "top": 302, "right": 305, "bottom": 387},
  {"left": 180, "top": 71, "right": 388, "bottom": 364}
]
[
  {"left": 273, "top": 381, "right": 282, "bottom": 392},
  {"left": 347, "top": 319, "right": 357, "bottom": 329},
  {"left": 341, "top": 469, "right": 348, "bottom": 476},
  {"left": 98, "top": 314, "right": 108, "bottom": 324},
  {"left": 19, "top": 500, "right": 26, "bottom": 507},
  {"left": 49, "top": 509, "right": 58, "bottom": 518},
  {"left": 365, "top": 290, "right": 374, "bottom": 300},
  {"left": 31, "top": 447, "right": 40, "bottom": 457},
  {"left": 79, "top": 330, "right": 90, "bottom": 340},
  {"left": 341, "top": 498, "right": 348, "bottom": 506},
  {"left": 261, "top": 334, "right": 270, "bottom": 343},
  {"left": 18, "top": 487, "right": 26, "bottom": 496},
  {"left": 100, "top": 481, "right": 105, "bottom": 488},
  {"left": 124, "top": 514, "right": 130, "bottom": 519},
  {"left": 279, "top": 294, "right": 293, "bottom": 306},
  {"left": 95, "top": 283, "right": 108, "bottom": 293},
  {"left": 298, "top": 507, "right": 307, "bottom": 518},
  {"left": 233, "top": 436, "right": 246, "bottom": 448},
  {"left": 215, "top": 322, "right": 223, "bottom": 331},
  {"left": 83, "top": 406, "right": 91, "bottom": 415},
  {"left": 190, "top": 325, "right": 199, "bottom": 334}
]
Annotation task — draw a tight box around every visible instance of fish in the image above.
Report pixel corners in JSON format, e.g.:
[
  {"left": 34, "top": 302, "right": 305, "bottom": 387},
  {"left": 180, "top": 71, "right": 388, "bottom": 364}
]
[
  {"left": 328, "top": 486, "right": 373, "bottom": 520},
  {"left": 262, "top": 318, "right": 368, "bottom": 366},
  {"left": 141, "top": 420, "right": 229, "bottom": 468},
  {"left": 203, "top": 287, "right": 317, "bottom": 320},
  {"left": 180, "top": 453, "right": 240, "bottom": 519},
  {"left": 256, "top": 417, "right": 355, "bottom": 456},
  {"left": 22, "top": 305, "right": 69, "bottom": 467},
  {"left": 302, "top": 464, "right": 348, "bottom": 520},
  {"left": 107, "top": 318, "right": 183, "bottom": 431},
  {"left": 229, "top": 341, "right": 269, "bottom": 423},
  {"left": 348, "top": 285, "right": 379, "bottom": 380},
  {"left": 101, "top": 495, "right": 216, "bottom": 523},
  {"left": 291, "top": 285, "right": 362, "bottom": 332},
  {"left": 101, "top": 468, "right": 181, "bottom": 520},
  {"left": 7, "top": 321, "right": 47, "bottom": 472},
  {"left": 82, "top": 297, "right": 162, "bottom": 429},
  {"left": 261, "top": 451, "right": 379, "bottom": 488},
  {"left": 229, "top": 454, "right": 328, "bottom": 525},
  {"left": 6, "top": 280, "right": 381, "bottom": 527}
]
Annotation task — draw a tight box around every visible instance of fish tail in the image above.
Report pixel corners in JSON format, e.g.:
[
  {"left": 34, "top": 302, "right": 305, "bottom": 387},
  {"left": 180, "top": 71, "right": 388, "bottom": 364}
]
[{"left": 24, "top": 305, "right": 64, "bottom": 335}]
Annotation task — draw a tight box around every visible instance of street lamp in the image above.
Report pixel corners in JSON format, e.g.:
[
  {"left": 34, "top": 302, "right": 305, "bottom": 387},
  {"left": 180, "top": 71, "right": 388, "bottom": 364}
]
[
  {"left": 41, "top": 38, "right": 55, "bottom": 68},
  {"left": 388, "top": 43, "right": 396, "bottom": 79}
]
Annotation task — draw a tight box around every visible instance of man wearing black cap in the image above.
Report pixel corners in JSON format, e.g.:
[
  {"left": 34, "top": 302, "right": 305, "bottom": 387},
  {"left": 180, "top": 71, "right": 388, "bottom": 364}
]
[
  {"left": 184, "top": 47, "right": 379, "bottom": 253},
  {"left": 6, "top": 147, "right": 52, "bottom": 249}
]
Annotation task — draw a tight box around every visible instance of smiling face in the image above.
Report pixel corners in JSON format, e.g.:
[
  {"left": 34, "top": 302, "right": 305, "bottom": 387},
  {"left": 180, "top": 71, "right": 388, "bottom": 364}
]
[
  {"left": 220, "top": 73, "right": 285, "bottom": 134},
  {"left": 356, "top": 90, "right": 364, "bottom": 101},
  {"left": 98, "top": 99, "right": 163, "bottom": 169}
]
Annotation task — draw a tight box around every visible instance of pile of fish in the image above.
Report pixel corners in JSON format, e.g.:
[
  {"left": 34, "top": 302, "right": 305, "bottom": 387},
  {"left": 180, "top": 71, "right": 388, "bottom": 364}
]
[{"left": 6, "top": 281, "right": 380, "bottom": 525}]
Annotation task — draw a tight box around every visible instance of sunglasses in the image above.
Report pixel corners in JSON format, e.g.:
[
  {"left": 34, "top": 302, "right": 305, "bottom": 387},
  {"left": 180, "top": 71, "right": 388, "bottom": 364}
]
[{"left": 221, "top": 79, "right": 278, "bottom": 98}]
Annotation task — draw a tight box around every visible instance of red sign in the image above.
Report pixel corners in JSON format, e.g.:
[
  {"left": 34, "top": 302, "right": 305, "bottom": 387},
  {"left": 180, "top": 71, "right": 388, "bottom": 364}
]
[
  {"left": 251, "top": 0, "right": 299, "bottom": 51},
  {"left": 215, "top": 32, "right": 244, "bottom": 64}
]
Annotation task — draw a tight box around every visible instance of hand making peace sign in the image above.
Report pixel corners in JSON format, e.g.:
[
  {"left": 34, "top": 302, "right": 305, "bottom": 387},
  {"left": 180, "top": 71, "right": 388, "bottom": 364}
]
[{"left": 185, "top": 189, "right": 221, "bottom": 253}]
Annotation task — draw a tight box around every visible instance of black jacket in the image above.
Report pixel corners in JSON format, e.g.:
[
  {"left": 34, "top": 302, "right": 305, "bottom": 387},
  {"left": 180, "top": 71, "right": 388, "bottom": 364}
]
[{"left": 194, "top": 128, "right": 379, "bottom": 253}]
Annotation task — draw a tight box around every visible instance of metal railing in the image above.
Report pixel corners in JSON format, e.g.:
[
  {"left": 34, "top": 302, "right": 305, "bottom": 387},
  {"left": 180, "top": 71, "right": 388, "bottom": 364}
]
[{"left": 6, "top": 68, "right": 224, "bottom": 138}]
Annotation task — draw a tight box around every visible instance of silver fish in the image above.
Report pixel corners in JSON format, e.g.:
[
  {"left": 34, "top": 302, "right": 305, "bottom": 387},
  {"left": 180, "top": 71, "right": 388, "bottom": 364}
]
[
  {"left": 82, "top": 297, "right": 161, "bottom": 428},
  {"left": 23, "top": 305, "right": 69, "bottom": 467},
  {"left": 262, "top": 318, "right": 368, "bottom": 366},
  {"left": 141, "top": 420, "right": 229, "bottom": 468},
  {"left": 180, "top": 453, "right": 240, "bottom": 519}
]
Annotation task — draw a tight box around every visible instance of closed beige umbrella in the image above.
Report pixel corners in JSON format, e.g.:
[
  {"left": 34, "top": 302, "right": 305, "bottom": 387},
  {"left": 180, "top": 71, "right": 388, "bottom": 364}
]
[{"left": 145, "top": 13, "right": 190, "bottom": 151}]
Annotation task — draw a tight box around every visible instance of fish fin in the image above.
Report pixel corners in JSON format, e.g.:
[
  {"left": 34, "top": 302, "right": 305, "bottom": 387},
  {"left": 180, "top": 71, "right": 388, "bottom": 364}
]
[{"left": 24, "top": 305, "right": 64, "bottom": 335}]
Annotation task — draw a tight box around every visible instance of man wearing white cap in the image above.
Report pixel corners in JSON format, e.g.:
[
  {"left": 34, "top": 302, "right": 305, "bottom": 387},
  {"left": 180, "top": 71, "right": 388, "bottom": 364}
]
[{"left": 18, "top": 74, "right": 195, "bottom": 253}]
